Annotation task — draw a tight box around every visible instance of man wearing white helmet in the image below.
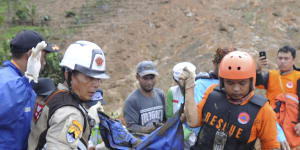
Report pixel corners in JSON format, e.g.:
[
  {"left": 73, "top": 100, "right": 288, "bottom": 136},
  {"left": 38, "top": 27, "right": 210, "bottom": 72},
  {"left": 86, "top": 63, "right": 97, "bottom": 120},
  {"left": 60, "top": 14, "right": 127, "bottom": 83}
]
[
  {"left": 166, "top": 62, "right": 197, "bottom": 150},
  {"left": 28, "top": 41, "right": 109, "bottom": 150}
]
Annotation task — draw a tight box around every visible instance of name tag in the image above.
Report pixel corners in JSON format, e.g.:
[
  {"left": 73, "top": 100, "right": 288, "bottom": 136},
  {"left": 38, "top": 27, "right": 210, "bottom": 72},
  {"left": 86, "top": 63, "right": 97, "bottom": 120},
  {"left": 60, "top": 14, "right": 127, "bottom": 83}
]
[{"left": 25, "top": 107, "right": 31, "bottom": 112}]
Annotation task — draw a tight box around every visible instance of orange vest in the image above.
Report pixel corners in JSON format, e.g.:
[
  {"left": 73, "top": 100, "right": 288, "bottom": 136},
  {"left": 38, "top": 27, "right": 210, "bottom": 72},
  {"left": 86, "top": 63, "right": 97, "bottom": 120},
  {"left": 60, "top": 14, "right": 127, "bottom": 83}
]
[{"left": 266, "top": 70, "right": 300, "bottom": 107}]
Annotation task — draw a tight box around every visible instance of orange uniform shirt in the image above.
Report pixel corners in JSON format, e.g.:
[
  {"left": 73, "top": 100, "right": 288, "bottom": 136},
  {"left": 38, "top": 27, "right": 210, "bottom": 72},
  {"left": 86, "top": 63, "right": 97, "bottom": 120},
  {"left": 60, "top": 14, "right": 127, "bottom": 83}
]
[
  {"left": 257, "top": 70, "right": 300, "bottom": 107},
  {"left": 197, "top": 84, "right": 280, "bottom": 150}
]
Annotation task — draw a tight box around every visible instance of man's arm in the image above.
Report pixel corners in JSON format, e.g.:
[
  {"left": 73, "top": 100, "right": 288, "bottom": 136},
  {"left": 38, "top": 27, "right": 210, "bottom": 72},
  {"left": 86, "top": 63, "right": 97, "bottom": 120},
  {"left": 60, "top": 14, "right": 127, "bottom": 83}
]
[
  {"left": 256, "top": 55, "right": 269, "bottom": 89},
  {"left": 0, "top": 77, "right": 35, "bottom": 125},
  {"left": 256, "top": 71, "right": 269, "bottom": 89},
  {"left": 178, "top": 67, "right": 199, "bottom": 127},
  {"left": 254, "top": 103, "right": 280, "bottom": 150},
  {"left": 184, "top": 86, "right": 199, "bottom": 127}
]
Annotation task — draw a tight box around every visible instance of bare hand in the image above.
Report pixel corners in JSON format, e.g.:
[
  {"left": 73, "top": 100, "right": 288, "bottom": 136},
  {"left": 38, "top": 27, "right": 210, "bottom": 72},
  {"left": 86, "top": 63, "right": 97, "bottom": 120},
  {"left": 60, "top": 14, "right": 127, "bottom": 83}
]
[
  {"left": 257, "top": 56, "right": 268, "bottom": 72},
  {"left": 141, "top": 124, "right": 156, "bottom": 134},
  {"left": 294, "top": 123, "right": 300, "bottom": 136},
  {"left": 180, "top": 113, "right": 186, "bottom": 122}
]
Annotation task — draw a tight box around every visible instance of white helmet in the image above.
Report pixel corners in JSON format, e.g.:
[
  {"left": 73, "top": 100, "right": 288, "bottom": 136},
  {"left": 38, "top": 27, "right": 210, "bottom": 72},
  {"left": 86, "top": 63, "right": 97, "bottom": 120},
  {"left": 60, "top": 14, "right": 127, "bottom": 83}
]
[
  {"left": 60, "top": 40, "right": 109, "bottom": 79},
  {"left": 172, "top": 62, "right": 196, "bottom": 82}
]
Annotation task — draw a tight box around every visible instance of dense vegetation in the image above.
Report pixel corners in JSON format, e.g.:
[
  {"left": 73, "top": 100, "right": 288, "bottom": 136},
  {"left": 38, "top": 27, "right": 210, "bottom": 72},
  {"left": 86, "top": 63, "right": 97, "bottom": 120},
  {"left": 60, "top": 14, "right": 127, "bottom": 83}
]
[{"left": 0, "top": 0, "right": 63, "bottom": 85}]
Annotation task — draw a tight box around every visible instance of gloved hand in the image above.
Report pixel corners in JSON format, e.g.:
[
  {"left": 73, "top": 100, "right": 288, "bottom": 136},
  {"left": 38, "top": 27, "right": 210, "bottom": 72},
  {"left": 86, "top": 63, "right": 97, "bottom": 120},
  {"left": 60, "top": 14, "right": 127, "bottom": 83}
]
[
  {"left": 25, "top": 41, "right": 47, "bottom": 83},
  {"left": 178, "top": 67, "right": 195, "bottom": 90},
  {"left": 88, "top": 101, "right": 104, "bottom": 124}
]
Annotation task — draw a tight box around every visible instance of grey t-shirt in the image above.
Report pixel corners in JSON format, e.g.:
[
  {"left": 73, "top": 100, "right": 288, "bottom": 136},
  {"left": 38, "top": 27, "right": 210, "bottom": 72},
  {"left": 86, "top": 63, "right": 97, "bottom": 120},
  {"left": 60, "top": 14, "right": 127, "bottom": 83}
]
[{"left": 123, "top": 88, "right": 165, "bottom": 132}]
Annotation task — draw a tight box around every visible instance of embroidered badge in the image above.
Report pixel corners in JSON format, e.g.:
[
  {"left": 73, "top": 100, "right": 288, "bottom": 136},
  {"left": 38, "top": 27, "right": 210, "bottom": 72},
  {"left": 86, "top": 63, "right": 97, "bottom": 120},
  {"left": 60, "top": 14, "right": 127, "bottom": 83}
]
[
  {"left": 238, "top": 112, "right": 250, "bottom": 125},
  {"left": 33, "top": 103, "right": 45, "bottom": 123},
  {"left": 52, "top": 45, "right": 60, "bottom": 51},
  {"left": 286, "top": 81, "right": 293, "bottom": 89},
  {"left": 66, "top": 120, "right": 83, "bottom": 143},
  {"left": 95, "top": 57, "right": 103, "bottom": 66}
]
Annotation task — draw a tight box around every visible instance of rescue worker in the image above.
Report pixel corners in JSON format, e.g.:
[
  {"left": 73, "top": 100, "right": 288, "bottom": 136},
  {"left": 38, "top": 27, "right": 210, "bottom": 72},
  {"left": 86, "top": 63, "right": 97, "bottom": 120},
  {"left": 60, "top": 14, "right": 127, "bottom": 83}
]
[
  {"left": 180, "top": 51, "right": 280, "bottom": 150},
  {"left": 256, "top": 45, "right": 300, "bottom": 148},
  {"left": 194, "top": 48, "right": 289, "bottom": 149},
  {"left": 0, "top": 30, "right": 58, "bottom": 150},
  {"left": 256, "top": 46, "right": 300, "bottom": 108},
  {"left": 28, "top": 40, "right": 109, "bottom": 150}
]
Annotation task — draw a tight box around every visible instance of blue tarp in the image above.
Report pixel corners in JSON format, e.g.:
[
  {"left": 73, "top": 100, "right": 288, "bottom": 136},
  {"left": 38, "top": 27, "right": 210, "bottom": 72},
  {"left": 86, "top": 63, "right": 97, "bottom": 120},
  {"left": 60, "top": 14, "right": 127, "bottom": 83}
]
[
  {"left": 98, "top": 108, "right": 184, "bottom": 150},
  {"left": 136, "top": 109, "right": 184, "bottom": 150}
]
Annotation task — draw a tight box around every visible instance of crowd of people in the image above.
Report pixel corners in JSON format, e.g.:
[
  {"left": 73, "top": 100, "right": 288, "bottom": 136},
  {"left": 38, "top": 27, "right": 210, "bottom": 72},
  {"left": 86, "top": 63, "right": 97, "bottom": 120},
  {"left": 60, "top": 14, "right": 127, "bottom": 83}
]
[{"left": 0, "top": 29, "right": 299, "bottom": 150}]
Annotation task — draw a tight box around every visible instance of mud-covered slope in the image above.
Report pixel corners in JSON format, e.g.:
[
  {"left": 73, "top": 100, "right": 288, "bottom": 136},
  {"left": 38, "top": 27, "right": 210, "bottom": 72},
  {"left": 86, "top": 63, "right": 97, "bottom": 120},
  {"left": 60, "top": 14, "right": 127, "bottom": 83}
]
[{"left": 33, "top": 0, "right": 300, "bottom": 113}]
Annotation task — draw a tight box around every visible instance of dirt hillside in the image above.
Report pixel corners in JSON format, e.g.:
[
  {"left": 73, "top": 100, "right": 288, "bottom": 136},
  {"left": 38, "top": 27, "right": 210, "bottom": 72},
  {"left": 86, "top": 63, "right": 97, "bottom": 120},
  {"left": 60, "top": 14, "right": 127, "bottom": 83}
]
[{"left": 32, "top": 0, "right": 300, "bottom": 114}]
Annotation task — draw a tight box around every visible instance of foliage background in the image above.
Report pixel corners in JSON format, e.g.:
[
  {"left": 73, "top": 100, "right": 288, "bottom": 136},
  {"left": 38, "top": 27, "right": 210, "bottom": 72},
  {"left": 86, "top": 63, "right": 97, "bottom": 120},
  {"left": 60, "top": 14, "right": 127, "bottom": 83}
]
[{"left": 0, "top": 0, "right": 63, "bottom": 85}]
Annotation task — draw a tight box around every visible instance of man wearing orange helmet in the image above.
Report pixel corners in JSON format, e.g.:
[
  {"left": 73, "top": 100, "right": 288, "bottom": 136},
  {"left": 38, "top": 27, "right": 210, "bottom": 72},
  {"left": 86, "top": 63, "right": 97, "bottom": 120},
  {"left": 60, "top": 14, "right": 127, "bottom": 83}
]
[{"left": 179, "top": 51, "right": 280, "bottom": 150}]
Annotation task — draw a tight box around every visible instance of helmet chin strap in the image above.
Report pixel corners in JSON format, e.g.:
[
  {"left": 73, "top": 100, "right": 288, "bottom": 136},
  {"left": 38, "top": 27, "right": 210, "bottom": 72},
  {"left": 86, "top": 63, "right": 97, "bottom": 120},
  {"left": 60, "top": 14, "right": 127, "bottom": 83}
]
[
  {"left": 221, "top": 79, "right": 254, "bottom": 104},
  {"left": 227, "top": 90, "right": 253, "bottom": 104},
  {"left": 66, "top": 70, "right": 85, "bottom": 103}
]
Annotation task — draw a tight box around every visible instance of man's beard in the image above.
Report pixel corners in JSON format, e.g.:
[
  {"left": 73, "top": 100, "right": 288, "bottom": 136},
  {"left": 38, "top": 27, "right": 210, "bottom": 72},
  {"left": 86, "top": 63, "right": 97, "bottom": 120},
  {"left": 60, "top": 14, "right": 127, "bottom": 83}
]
[{"left": 142, "top": 86, "right": 153, "bottom": 93}]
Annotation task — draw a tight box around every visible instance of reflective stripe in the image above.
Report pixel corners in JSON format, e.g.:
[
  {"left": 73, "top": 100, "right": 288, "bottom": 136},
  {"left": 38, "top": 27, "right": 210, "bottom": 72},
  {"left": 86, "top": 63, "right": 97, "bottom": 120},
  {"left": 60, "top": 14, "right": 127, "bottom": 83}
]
[
  {"left": 286, "top": 94, "right": 298, "bottom": 103},
  {"left": 78, "top": 140, "right": 87, "bottom": 150}
]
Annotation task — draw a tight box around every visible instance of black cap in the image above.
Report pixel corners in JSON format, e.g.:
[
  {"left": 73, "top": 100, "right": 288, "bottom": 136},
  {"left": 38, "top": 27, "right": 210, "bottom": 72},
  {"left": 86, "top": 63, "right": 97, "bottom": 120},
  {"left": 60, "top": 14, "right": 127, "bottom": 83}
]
[
  {"left": 10, "top": 30, "right": 59, "bottom": 53},
  {"left": 33, "top": 78, "right": 56, "bottom": 97}
]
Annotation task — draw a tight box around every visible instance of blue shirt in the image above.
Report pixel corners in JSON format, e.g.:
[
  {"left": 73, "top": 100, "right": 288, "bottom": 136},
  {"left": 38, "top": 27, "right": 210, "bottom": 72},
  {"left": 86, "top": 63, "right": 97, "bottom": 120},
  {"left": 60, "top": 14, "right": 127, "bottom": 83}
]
[
  {"left": 194, "top": 78, "right": 219, "bottom": 103},
  {"left": 0, "top": 60, "right": 36, "bottom": 150}
]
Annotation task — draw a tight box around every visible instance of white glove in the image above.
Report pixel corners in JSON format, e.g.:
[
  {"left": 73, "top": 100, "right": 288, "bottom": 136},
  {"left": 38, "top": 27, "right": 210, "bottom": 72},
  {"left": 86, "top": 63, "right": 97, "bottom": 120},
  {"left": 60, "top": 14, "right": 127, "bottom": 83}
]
[
  {"left": 88, "top": 101, "right": 104, "bottom": 124},
  {"left": 178, "top": 67, "right": 195, "bottom": 89},
  {"left": 25, "top": 41, "right": 47, "bottom": 83}
]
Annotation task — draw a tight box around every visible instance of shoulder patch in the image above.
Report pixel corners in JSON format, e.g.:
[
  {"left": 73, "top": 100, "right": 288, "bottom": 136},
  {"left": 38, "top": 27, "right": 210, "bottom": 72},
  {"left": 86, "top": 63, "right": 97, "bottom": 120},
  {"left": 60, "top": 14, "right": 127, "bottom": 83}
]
[{"left": 66, "top": 120, "right": 83, "bottom": 143}]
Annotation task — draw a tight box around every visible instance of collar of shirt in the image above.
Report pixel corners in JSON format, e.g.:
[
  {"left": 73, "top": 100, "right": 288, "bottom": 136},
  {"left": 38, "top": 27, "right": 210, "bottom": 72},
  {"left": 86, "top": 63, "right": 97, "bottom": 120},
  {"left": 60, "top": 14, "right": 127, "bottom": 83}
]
[{"left": 3, "top": 60, "right": 24, "bottom": 76}]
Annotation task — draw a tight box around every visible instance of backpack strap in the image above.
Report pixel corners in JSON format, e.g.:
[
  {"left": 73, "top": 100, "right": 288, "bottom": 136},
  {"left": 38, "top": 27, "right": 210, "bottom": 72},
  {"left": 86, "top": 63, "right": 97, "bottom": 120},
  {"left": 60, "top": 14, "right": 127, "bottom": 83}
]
[
  {"left": 249, "top": 94, "right": 267, "bottom": 107},
  {"left": 213, "top": 86, "right": 267, "bottom": 107},
  {"left": 39, "top": 92, "right": 88, "bottom": 149},
  {"left": 44, "top": 90, "right": 68, "bottom": 105},
  {"left": 33, "top": 90, "right": 68, "bottom": 123},
  {"left": 46, "top": 93, "right": 87, "bottom": 133}
]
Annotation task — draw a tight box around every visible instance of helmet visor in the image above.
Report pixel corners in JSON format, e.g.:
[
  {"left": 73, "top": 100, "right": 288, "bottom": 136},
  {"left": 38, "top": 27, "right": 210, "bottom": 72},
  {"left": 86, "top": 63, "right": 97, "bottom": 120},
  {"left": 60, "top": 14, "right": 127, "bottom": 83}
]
[{"left": 74, "top": 64, "right": 110, "bottom": 79}]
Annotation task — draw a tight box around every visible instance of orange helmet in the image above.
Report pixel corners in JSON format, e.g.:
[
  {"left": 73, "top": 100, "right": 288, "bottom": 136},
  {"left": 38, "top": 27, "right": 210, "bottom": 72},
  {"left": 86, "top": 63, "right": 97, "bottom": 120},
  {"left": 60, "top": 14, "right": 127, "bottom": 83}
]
[{"left": 219, "top": 51, "right": 256, "bottom": 88}]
